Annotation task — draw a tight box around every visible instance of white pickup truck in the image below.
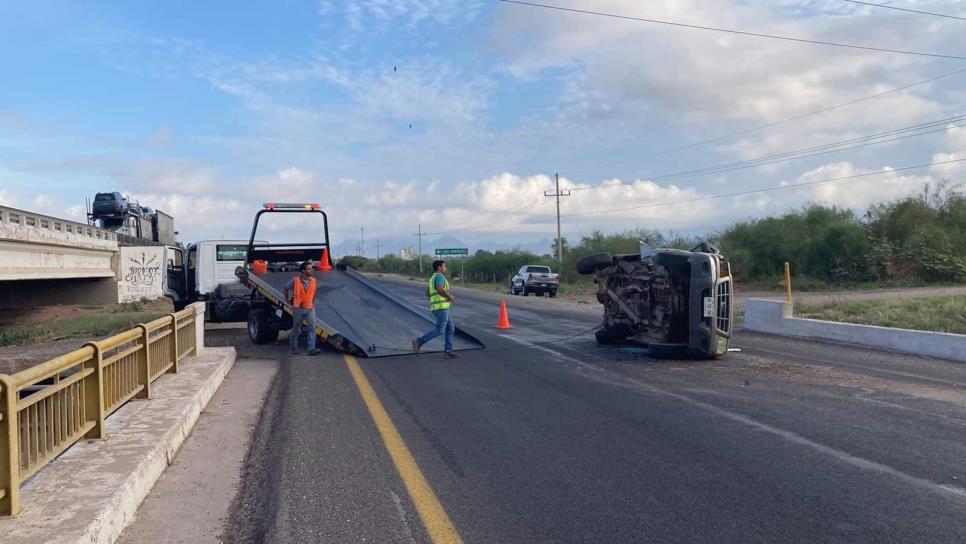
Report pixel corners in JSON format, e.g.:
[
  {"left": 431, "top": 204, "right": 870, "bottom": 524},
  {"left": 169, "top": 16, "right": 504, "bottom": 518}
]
[{"left": 509, "top": 265, "right": 559, "bottom": 297}]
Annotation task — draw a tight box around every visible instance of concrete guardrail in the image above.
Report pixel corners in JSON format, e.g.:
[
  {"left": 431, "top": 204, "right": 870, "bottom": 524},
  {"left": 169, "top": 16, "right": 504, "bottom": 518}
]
[
  {"left": 0, "top": 302, "right": 206, "bottom": 516},
  {"left": 744, "top": 298, "right": 966, "bottom": 363}
]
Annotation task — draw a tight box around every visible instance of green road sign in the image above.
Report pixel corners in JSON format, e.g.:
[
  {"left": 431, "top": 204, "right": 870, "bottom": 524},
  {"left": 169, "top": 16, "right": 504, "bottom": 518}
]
[{"left": 435, "top": 248, "right": 468, "bottom": 256}]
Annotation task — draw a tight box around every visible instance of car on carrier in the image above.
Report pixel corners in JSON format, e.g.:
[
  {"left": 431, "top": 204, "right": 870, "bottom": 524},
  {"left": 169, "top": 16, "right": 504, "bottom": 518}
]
[
  {"left": 509, "top": 265, "right": 559, "bottom": 297},
  {"left": 92, "top": 191, "right": 128, "bottom": 217},
  {"left": 577, "top": 242, "right": 734, "bottom": 359}
]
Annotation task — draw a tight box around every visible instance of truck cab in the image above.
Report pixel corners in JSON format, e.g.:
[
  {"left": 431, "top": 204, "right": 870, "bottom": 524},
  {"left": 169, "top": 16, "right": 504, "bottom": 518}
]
[{"left": 165, "top": 240, "right": 266, "bottom": 321}]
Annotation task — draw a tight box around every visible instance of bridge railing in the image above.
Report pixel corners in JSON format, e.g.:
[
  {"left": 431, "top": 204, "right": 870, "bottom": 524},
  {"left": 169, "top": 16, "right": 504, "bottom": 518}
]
[
  {"left": 0, "top": 306, "right": 199, "bottom": 516},
  {"left": 0, "top": 205, "right": 118, "bottom": 243}
]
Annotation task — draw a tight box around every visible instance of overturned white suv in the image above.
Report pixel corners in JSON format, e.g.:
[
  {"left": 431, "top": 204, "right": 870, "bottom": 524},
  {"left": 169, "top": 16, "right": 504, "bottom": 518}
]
[{"left": 577, "top": 242, "right": 734, "bottom": 359}]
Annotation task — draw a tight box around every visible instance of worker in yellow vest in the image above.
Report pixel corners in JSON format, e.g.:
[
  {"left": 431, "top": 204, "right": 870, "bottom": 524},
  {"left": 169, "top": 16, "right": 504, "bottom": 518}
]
[
  {"left": 283, "top": 261, "right": 320, "bottom": 356},
  {"left": 412, "top": 260, "right": 458, "bottom": 358}
]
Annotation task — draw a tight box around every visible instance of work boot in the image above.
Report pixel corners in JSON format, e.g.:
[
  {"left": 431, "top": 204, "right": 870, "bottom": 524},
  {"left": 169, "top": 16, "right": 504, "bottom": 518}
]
[
  {"left": 445, "top": 351, "right": 460, "bottom": 359},
  {"left": 307, "top": 348, "right": 321, "bottom": 356},
  {"left": 411, "top": 339, "right": 421, "bottom": 353}
]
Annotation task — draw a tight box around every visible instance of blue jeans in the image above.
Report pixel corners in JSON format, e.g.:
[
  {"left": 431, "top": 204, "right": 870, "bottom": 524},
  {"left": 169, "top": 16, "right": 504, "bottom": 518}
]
[
  {"left": 290, "top": 307, "right": 317, "bottom": 350},
  {"left": 418, "top": 309, "right": 454, "bottom": 352}
]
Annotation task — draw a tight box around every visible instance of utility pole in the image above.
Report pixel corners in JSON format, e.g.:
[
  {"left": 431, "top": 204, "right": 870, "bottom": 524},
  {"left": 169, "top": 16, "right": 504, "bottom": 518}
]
[
  {"left": 413, "top": 224, "right": 428, "bottom": 273},
  {"left": 360, "top": 227, "right": 365, "bottom": 257},
  {"left": 376, "top": 239, "right": 381, "bottom": 260},
  {"left": 544, "top": 172, "right": 571, "bottom": 272}
]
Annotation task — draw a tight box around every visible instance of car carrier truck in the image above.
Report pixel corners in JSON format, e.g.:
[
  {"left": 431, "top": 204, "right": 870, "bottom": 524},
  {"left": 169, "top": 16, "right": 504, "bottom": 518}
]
[{"left": 234, "top": 203, "right": 485, "bottom": 357}]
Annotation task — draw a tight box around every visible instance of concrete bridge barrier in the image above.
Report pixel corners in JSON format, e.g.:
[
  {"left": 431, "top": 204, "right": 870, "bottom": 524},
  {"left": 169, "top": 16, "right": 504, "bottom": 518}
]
[{"left": 744, "top": 298, "right": 966, "bottom": 363}]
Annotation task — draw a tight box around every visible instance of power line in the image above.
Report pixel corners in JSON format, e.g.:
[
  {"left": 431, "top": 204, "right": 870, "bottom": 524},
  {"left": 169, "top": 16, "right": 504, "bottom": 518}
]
[
  {"left": 564, "top": 67, "right": 966, "bottom": 177},
  {"left": 498, "top": 0, "right": 966, "bottom": 60},
  {"left": 649, "top": 117, "right": 966, "bottom": 182},
  {"left": 566, "top": 114, "right": 965, "bottom": 189},
  {"left": 842, "top": 0, "right": 966, "bottom": 22},
  {"left": 561, "top": 157, "right": 966, "bottom": 218}
]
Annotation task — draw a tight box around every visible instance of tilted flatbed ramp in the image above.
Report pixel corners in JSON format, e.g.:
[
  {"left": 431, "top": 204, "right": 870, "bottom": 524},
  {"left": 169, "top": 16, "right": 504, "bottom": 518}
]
[{"left": 246, "top": 267, "right": 483, "bottom": 357}]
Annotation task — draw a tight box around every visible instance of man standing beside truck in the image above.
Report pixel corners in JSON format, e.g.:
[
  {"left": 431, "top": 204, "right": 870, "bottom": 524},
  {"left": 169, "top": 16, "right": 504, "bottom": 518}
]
[
  {"left": 283, "top": 261, "right": 320, "bottom": 356},
  {"left": 412, "top": 260, "right": 459, "bottom": 358}
]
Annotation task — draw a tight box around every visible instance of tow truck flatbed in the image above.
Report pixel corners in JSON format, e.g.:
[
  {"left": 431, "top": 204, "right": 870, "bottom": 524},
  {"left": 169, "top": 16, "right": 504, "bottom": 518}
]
[{"left": 238, "top": 203, "right": 484, "bottom": 357}]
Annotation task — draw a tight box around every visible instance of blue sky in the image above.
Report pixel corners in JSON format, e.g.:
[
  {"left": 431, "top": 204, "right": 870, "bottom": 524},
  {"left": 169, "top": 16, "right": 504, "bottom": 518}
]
[{"left": 1, "top": 0, "right": 964, "bottom": 256}]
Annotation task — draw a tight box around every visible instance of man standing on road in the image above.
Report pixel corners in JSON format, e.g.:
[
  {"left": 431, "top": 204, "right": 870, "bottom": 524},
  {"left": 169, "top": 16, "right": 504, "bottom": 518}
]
[
  {"left": 283, "top": 261, "right": 320, "bottom": 356},
  {"left": 412, "top": 260, "right": 459, "bottom": 358}
]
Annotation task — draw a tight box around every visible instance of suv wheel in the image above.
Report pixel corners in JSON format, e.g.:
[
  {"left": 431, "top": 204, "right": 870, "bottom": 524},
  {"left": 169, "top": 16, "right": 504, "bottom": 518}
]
[
  {"left": 595, "top": 324, "right": 630, "bottom": 345},
  {"left": 577, "top": 252, "right": 614, "bottom": 275}
]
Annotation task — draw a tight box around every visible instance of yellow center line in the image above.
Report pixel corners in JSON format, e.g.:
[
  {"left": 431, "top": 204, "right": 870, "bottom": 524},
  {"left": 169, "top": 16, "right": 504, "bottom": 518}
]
[{"left": 343, "top": 354, "right": 464, "bottom": 544}]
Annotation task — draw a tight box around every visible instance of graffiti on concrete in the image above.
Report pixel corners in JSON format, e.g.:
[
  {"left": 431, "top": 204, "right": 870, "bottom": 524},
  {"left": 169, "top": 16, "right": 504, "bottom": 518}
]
[
  {"left": 119, "top": 247, "right": 164, "bottom": 302},
  {"left": 125, "top": 252, "right": 160, "bottom": 286}
]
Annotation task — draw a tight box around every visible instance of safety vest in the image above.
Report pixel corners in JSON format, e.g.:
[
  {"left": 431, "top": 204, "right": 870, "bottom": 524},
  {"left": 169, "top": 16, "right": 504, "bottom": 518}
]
[
  {"left": 428, "top": 272, "right": 451, "bottom": 311},
  {"left": 292, "top": 276, "right": 317, "bottom": 309}
]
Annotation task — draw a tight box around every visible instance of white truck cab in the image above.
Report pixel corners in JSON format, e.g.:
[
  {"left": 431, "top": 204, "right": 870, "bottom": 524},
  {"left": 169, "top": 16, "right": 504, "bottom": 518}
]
[{"left": 165, "top": 240, "right": 266, "bottom": 321}]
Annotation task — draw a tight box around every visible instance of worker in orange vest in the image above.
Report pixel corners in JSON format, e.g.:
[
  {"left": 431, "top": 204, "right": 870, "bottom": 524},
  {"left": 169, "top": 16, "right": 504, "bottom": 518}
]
[{"left": 283, "top": 261, "right": 320, "bottom": 355}]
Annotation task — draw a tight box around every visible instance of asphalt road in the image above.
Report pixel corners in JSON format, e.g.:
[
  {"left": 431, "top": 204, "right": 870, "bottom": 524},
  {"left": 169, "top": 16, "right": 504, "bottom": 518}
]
[{"left": 224, "top": 278, "right": 966, "bottom": 543}]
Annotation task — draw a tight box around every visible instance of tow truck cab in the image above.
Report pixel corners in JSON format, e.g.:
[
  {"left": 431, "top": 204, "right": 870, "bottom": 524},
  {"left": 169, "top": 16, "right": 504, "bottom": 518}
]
[{"left": 164, "top": 240, "right": 266, "bottom": 321}]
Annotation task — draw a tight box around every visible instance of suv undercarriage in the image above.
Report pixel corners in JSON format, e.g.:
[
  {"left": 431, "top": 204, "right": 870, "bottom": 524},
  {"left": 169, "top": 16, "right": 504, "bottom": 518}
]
[{"left": 578, "top": 243, "right": 734, "bottom": 359}]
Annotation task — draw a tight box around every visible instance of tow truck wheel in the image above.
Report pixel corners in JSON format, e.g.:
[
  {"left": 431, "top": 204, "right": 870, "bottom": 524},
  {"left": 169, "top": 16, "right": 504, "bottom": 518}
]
[{"left": 248, "top": 309, "right": 277, "bottom": 344}]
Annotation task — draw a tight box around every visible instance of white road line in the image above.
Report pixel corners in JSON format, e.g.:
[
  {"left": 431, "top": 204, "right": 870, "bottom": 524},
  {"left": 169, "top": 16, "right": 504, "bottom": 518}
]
[{"left": 501, "top": 334, "right": 966, "bottom": 504}]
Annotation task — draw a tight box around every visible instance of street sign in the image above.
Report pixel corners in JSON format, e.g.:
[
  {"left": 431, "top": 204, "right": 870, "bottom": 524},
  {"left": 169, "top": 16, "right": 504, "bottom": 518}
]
[{"left": 435, "top": 248, "right": 468, "bottom": 256}]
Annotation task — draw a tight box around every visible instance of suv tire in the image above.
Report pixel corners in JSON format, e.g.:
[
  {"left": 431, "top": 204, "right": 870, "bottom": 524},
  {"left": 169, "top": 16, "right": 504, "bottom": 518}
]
[
  {"left": 595, "top": 324, "right": 631, "bottom": 345},
  {"left": 577, "top": 252, "right": 614, "bottom": 275}
]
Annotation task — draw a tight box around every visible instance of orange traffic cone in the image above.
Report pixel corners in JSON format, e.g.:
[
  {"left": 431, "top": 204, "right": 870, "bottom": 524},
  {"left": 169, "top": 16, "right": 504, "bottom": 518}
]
[
  {"left": 317, "top": 247, "right": 334, "bottom": 271},
  {"left": 496, "top": 300, "right": 512, "bottom": 329}
]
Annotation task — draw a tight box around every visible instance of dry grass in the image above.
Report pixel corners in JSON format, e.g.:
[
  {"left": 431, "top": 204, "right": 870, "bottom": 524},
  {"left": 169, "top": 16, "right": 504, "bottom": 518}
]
[
  {"left": 796, "top": 296, "right": 966, "bottom": 335},
  {"left": 0, "top": 299, "right": 172, "bottom": 347}
]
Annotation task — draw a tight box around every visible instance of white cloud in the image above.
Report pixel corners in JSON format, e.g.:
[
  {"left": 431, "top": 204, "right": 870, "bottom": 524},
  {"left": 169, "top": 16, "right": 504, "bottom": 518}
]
[
  {"left": 119, "top": 159, "right": 219, "bottom": 195},
  {"left": 778, "top": 161, "right": 935, "bottom": 210},
  {"left": 492, "top": 0, "right": 959, "bottom": 161},
  {"left": 928, "top": 125, "right": 966, "bottom": 178},
  {"left": 322, "top": 0, "right": 485, "bottom": 31}
]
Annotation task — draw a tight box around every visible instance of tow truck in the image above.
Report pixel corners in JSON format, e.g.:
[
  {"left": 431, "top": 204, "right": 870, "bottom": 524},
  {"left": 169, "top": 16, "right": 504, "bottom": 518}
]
[{"left": 235, "top": 203, "right": 485, "bottom": 357}]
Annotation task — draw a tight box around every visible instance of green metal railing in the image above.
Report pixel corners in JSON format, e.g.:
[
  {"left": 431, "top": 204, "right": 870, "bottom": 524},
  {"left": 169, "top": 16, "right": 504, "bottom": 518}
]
[{"left": 0, "top": 306, "right": 198, "bottom": 516}]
